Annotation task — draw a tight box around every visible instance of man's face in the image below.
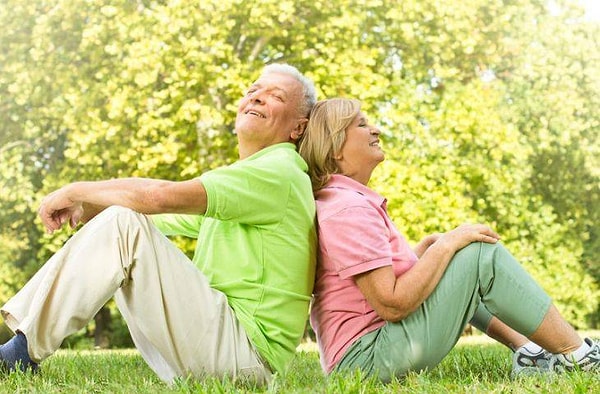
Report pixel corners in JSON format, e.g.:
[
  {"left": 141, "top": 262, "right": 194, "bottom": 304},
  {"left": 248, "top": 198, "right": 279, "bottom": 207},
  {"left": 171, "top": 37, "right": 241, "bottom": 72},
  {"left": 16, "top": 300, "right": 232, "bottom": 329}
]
[{"left": 235, "top": 72, "right": 305, "bottom": 148}]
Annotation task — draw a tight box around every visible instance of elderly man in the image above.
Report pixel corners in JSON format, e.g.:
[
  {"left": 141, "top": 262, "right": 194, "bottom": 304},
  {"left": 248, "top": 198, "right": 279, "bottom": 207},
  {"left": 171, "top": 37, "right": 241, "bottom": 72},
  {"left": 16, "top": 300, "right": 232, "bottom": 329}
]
[{"left": 0, "top": 64, "right": 317, "bottom": 386}]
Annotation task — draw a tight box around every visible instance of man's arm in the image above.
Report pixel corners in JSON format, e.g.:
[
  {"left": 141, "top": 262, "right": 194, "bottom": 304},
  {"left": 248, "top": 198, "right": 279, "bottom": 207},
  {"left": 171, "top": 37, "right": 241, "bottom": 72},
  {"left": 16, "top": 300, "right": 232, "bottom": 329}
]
[
  {"left": 38, "top": 178, "right": 207, "bottom": 234},
  {"left": 80, "top": 202, "right": 107, "bottom": 223}
]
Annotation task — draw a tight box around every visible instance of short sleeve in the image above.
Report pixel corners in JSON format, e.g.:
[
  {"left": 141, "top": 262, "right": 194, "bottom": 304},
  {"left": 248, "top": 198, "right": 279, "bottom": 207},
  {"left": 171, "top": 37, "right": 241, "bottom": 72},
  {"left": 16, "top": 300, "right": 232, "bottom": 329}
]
[
  {"left": 318, "top": 205, "right": 393, "bottom": 279},
  {"left": 200, "top": 158, "right": 291, "bottom": 226},
  {"left": 150, "top": 213, "right": 204, "bottom": 238}
]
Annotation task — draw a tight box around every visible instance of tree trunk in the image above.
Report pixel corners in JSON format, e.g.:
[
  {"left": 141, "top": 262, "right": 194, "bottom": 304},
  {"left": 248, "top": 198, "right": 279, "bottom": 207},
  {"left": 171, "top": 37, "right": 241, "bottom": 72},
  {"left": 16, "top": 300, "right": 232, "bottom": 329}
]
[{"left": 94, "top": 305, "right": 112, "bottom": 349}]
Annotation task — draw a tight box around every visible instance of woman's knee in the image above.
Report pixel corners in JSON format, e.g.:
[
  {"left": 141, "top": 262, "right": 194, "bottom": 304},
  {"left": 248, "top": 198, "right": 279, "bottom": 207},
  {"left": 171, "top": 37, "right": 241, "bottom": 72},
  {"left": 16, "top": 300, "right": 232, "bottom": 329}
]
[
  {"left": 453, "top": 242, "right": 484, "bottom": 262},
  {"left": 448, "top": 242, "right": 504, "bottom": 281},
  {"left": 454, "top": 242, "right": 508, "bottom": 265}
]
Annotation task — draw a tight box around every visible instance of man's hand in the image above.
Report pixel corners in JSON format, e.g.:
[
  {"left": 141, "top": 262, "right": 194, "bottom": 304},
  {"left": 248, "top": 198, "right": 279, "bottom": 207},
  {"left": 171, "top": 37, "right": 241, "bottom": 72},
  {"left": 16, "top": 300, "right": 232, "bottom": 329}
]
[{"left": 38, "top": 186, "right": 84, "bottom": 234}]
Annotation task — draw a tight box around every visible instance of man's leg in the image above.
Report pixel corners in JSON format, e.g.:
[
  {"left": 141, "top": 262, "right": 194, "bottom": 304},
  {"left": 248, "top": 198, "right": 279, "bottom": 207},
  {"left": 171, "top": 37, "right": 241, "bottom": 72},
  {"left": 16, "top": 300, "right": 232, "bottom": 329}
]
[
  {"left": 1, "top": 206, "right": 269, "bottom": 384},
  {"left": 2, "top": 206, "right": 137, "bottom": 361},
  {"left": 111, "top": 212, "right": 270, "bottom": 383}
]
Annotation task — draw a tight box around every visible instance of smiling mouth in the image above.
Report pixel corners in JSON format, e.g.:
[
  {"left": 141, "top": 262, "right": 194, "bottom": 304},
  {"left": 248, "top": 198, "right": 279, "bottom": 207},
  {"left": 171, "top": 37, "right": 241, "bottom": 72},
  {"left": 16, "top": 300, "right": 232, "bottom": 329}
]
[
  {"left": 245, "top": 110, "right": 266, "bottom": 118},
  {"left": 369, "top": 141, "right": 380, "bottom": 146}
]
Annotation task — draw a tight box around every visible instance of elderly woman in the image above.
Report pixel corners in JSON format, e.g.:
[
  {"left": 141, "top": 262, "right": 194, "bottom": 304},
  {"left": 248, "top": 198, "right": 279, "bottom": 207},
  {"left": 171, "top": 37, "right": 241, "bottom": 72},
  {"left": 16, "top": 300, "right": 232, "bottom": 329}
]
[{"left": 298, "top": 98, "right": 599, "bottom": 382}]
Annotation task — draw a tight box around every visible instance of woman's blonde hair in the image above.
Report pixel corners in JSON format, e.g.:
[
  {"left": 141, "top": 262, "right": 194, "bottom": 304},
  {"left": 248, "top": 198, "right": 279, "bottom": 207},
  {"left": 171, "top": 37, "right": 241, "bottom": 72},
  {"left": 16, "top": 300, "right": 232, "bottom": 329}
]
[{"left": 298, "top": 98, "right": 361, "bottom": 191}]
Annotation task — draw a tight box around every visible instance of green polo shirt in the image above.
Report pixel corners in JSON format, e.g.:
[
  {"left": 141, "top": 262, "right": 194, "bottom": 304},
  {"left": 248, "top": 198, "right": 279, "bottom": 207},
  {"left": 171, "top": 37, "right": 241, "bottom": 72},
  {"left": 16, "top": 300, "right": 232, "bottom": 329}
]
[{"left": 151, "top": 143, "right": 317, "bottom": 374}]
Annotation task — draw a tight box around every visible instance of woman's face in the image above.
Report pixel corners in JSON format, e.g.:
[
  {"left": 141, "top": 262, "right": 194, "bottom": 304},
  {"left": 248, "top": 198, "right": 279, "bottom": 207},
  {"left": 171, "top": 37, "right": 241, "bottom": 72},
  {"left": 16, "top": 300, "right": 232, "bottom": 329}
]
[{"left": 336, "top": 111, "right": 384, "bottom": 184}]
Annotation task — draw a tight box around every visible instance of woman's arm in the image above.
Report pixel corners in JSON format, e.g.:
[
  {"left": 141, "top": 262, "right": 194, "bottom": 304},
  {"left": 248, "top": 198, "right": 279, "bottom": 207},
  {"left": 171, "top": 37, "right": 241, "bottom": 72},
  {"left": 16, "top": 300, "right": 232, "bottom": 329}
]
[
  {"left": 354, "top": 224, "right": 500, "bottom": 322},
  {"left": 413, "top": 233, "right": 443, "bottom": 258}
]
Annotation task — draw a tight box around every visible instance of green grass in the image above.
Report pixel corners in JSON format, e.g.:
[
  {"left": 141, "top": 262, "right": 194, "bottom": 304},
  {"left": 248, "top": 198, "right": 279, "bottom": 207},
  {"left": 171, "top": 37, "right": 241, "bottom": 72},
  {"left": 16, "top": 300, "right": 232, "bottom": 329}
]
[{"left": 1, "top": 339, "right": 598, "bottom": 393}]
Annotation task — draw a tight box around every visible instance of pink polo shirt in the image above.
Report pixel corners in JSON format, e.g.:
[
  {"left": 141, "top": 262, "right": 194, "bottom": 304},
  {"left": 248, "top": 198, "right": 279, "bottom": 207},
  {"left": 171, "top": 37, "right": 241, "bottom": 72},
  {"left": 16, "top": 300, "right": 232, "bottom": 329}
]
[{"left": 310, "top": 174, "right": 418, "bottom": 373}]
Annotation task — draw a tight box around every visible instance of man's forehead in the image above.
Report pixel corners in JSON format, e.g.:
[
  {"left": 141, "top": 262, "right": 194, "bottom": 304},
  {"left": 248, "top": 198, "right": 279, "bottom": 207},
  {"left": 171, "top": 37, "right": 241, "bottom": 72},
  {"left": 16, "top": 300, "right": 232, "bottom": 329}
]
[{"left": 252, "top": 73, "right": 301, "bottom": 93}]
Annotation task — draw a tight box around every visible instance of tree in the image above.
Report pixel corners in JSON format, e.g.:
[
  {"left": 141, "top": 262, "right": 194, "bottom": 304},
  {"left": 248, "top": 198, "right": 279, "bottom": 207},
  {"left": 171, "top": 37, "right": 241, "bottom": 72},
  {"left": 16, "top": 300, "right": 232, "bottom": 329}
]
[{"left": 0, "top": 0, "right": 597, "bottom": 346}]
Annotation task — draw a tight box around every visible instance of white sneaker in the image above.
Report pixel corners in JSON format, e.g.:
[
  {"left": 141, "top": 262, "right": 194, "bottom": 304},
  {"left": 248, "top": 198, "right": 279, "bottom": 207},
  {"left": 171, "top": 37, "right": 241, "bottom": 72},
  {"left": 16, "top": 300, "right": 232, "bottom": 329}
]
[
  {"left": 549, "top": 337, "right": 600, "bottom": 373},
  {"left": 511, "top": 347, "right": 551, "bottom": 378}
]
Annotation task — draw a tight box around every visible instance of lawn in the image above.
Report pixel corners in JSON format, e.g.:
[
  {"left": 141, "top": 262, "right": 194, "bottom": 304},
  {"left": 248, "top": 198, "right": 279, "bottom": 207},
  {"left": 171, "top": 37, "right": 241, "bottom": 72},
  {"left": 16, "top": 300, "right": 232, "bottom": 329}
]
[{"left": 1, "top": 333, "right": 598, "bottom": 393}]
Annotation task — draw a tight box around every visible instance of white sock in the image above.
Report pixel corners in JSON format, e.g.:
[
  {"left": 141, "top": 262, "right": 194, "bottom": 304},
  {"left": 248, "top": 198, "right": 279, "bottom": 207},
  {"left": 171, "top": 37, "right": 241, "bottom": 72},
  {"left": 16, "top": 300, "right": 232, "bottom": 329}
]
[
  {"left": 519, "top": 341, "right": 543, "bottom": 354},
  {"left": 568, "top": 340, "right": 591, "bottom": 361}
]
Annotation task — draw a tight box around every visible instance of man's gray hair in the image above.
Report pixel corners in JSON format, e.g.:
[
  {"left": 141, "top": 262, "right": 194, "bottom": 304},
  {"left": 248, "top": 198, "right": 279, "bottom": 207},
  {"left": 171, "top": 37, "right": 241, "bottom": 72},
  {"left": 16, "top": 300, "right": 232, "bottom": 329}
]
[{"left": 262, "top": 63, "right": 317, "bottom": 117}]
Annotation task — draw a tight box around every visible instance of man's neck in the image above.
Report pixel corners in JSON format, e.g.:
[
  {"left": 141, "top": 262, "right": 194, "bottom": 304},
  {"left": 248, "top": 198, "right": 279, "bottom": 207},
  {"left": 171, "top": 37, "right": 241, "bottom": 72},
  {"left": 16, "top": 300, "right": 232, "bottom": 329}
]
[
  {"left": 238, "top": 140, "right": 291, "bottom": 160},
  {"left": 238, "top": 144, "right": 262, "bottom": 160}
]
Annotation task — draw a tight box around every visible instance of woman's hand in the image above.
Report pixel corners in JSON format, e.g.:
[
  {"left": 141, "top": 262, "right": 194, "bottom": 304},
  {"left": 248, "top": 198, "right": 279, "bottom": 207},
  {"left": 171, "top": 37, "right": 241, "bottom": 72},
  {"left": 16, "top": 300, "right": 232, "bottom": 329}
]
[
  {"left": 437, "top": 223, "right": 500, "bottom": 254},
  {"left": 413, "top": 232, "right": 444, "bottom": 258},
  {"left": 355, "top": 223, "right": 500, "bottom": 322}
]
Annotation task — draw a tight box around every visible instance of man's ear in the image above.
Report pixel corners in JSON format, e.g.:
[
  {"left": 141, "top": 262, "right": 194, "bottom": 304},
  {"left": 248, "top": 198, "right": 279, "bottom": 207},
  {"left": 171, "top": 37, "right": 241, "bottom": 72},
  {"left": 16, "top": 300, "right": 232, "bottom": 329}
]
[{"left": 290, "top": 118, "right": 308, "bottom": 141}]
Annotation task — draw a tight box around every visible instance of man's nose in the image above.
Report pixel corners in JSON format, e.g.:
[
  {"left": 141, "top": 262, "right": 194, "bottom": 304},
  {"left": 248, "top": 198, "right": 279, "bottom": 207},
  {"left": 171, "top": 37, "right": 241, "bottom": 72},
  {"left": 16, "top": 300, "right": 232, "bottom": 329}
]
[{"left": 249, "top": 90, "right": 265, "bottom": 104}]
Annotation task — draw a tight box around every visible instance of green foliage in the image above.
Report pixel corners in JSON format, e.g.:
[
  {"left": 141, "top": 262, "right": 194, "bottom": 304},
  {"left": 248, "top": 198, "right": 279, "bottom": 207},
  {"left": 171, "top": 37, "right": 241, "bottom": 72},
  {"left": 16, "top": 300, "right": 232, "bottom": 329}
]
[{"left": 0, "top": 0, "right": 598, "bottom": 337}]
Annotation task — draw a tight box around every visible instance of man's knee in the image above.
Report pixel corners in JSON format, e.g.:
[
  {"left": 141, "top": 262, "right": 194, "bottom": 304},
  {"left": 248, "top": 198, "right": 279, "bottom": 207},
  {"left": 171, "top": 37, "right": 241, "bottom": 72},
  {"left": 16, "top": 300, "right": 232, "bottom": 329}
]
[
  {"left": 89, "top": 206, "right": 147, "bottom": 233},
  {"left": 97, "top": 206, "right": 145, "bottom": 225},
  {"left": 101, "top": 205, "right": 135, "bottom": 217}
]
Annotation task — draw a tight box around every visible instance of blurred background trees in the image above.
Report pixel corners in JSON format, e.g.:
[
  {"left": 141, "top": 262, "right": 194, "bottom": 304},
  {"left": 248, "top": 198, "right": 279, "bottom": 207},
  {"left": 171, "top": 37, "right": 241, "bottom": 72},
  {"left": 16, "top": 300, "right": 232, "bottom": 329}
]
[{"left": 1, "top": 0, "right": 598, "bottom": 346}]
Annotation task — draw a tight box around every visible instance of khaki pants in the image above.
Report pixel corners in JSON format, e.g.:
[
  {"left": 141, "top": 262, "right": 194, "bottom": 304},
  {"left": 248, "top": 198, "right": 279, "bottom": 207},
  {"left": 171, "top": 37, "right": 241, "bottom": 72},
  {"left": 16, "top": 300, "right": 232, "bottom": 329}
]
[{"left": 1, "top": 206, "right": 271, "bottom": 385}]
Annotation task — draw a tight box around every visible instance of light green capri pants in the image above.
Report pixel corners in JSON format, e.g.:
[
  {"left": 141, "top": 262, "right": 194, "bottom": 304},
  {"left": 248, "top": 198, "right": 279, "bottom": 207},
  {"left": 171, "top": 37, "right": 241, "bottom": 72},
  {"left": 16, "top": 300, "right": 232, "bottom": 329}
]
[{"left": 336, "top": 242, "right": 552, "bottom": 382}]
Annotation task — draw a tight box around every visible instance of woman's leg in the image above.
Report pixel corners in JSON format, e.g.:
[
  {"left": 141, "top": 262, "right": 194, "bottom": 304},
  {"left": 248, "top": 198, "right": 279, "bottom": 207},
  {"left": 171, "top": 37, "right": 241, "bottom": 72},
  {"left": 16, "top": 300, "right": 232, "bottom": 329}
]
[
  {"left": 338, "top": 242, "right": 554, "bottom": 382},
  {"left": 471, "top": 303, "right": 553, "bottom": 377},
  {"left": 471, "top": 305, "right": 529, "bottom": 351},
  {"left": 530, "top": 305, "right": 582, "bottom": 353}
]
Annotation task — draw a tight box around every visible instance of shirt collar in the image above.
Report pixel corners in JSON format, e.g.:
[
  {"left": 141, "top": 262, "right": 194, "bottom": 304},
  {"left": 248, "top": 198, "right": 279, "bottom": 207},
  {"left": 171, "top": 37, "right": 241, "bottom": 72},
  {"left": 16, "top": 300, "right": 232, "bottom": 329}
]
[
  {"left": 244, "top": 142, "right": 296, "bottom": 160},
  {"left": 324, "top": 174, "right": 387, "bottom": 208}
]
